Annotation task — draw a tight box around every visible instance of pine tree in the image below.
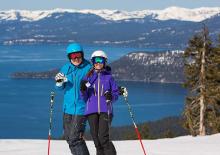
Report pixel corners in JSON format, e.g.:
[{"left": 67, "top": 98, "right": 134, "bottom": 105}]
[
  {"left": 205, "top": 34, "right": 220, "bottom": 134},
  {"left": 139, "top": 123, "right": 150, "bottom": 139},
  {"left": 162, "top": 129, "right": 175, "bottom": 138},
  {"left": 183, "top": 26, "right": 214, "bottom": 136}
]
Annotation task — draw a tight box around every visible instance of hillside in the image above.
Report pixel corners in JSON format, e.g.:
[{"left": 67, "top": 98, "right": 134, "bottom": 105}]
[{"left": 111, "top": 50, "right": 184, "bottom": 83}]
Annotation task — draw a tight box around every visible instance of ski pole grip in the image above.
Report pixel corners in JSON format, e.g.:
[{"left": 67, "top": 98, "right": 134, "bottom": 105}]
[
  {"left": 50, "top": 91, "right": 55, "bottom": 102},
  {"left": 56, "top": 79, "right": 63, "bottom": 83},
  {"left": 119, "top": 86, "right": 128, "bottom": 97}
]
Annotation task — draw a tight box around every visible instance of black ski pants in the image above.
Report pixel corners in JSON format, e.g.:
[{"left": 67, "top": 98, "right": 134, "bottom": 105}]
[
  {"left": 87, "top": 113, "right": 116, "bottom": 155},
  {"left": 63, "top": 113, "right": 90, "bottom": 155}
]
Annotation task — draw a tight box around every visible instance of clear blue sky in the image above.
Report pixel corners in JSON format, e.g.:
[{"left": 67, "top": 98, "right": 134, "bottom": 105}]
[{"left": 1, "top": 0, "right": 220, "bottom": 11}]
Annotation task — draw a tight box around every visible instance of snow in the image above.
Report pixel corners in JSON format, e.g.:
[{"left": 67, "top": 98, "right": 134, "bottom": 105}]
[
  {"left": 155, "top": 6, "right": 220, "bottom": 22},
  {"left": 0, "top": 134, "right": 220, "bottom": 155},
  {"left": 126, "top": 50, "right": 185, "bottom": 66},
  {"left": 0, "top": 6, "right": 220, "bottom": 22}
]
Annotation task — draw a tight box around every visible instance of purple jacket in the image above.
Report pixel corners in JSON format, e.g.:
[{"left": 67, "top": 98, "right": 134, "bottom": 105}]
[{"left": 81, "top": 69, "right": 119, "bottom": 116}]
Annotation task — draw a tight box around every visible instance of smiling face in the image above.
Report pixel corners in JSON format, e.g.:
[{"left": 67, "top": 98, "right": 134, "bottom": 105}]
[
  {"left": 68, "top": 52, "right": 83, "bottom": 66},
  {"left": 71, "top": 57, "right": 82, "bottom": 66},
  {"left": 94, "top": 63, "right": 104, "bottom": 70}
]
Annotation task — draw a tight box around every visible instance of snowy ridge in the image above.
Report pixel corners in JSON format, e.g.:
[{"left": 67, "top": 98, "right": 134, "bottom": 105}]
[
  {"left": 127, "top": 50, "right": 184, "bottom": 65},
  {"left": 1, "top": 6, "right": 220, "bottom": 22},
  {"left": 1, "top": 134, "right": 220, "bottom": 155},
  {"left": 155, "top": 6, "right": 220, "bottom": 22},
  {"left": 111, "top": 50, "right": 185, "bottom": 83}
]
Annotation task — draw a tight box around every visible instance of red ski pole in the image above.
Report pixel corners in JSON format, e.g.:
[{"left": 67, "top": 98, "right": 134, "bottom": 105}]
[
  {"left": 121, "top": 87, "right": 147, "bottom": 155},
  {"left": 48, "top": 91, "right": 55, "bottom": 155}
]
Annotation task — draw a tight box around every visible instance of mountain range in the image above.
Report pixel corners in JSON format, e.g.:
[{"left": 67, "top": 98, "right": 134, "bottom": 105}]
[{"left": 1, "top": 7, "right": 220, "bottom": 48}]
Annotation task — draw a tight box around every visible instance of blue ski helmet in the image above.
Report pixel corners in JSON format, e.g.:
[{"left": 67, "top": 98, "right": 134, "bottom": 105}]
[{"left": 66, "top": 43, "right": 83, "bottom": 55}]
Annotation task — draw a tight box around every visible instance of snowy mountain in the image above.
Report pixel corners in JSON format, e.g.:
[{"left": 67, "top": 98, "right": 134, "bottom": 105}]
[
  {"left": 1, "top": 7, "right": 220, "bottom": 48},
  {"left": 1, "top": 7, "right": 220, "bottom": 22},
  {"left": 1, "top": 133, "right": 220, "bottom": 155},
  {"left": 111, "top": 50, "right": 184, "bottom": 83}
]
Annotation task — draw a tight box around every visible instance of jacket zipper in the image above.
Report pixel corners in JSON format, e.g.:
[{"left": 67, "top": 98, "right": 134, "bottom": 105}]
[
  {"left": 98, "top": 73, "right": 100, "bottom": 114},
  {"left": 73, "top": 70, "right": 77, "bottom": 115}
]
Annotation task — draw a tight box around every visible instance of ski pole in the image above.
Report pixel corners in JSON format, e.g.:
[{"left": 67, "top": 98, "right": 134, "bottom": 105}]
[
  {"left": 120, "top": 87, "right": 147, "bottom": 155},
  {"left": 48, "top": 91, "right": 55, "bottom": 155}
]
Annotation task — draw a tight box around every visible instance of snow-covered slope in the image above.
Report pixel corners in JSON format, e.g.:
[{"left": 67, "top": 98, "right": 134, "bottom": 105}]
[
  {"left": 1, "top": 6, "right": 220, "bottom": 22},
  {"left": 0, "top": 134, "right": 220, "bottom": 155}
]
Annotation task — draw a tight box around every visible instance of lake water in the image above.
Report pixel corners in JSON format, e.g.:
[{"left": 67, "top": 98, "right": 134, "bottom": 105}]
[{"left": 0, "top": 44, "right": 186, "bottom": 139}]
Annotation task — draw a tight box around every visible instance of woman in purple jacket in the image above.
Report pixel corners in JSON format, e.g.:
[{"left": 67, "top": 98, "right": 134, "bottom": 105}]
[{"left": 80, "top": 50, "right": 118, "bottom": 155}]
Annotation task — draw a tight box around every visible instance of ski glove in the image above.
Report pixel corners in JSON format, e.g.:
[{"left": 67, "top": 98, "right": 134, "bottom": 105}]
[
  {"left": 80, "top": 80, "right": 92, "bottom": 92},
  {"left": 105, "top": 65, "right": 111, "bottom": 72},
  {"left": 55, "top": 73, "right": 68, "bottom": 82},
  {"left": 104, "top": 91, "right": 113, "bottom": 103},
  {"left": 118, "top": 86, "right": 128, "bottom": 97},
  {"left": 80, "top": 80, "right": 88, "bottom": 92},
  {"left": 55, "top": 73, "right": 67, "bottom": 86}
]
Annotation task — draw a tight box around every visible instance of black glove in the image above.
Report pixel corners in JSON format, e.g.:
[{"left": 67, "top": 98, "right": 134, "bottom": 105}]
[
  {"left": 118, "top": 86, "right": 125, "bottom": 96},
  {"left": 80, "top": 80, "right": 88, "bottom": 92},
  {"left": 105, "top": 65, "right": 111, "bottom": 72},
  {"left": 104, "top": 91, "right": 113, "bottom": 102}
]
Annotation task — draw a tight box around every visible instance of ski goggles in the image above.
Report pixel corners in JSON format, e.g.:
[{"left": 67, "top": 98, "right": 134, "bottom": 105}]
[
  {"left": 68, "top": 52, "right": 82, "bottom": 59},
  {"left": 92, "top": 57, "right": 105, "bottom": 64}
]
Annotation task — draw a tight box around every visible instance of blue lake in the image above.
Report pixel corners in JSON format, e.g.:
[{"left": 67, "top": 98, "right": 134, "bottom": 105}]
[{"left": 0, "top": 44, "right": 186, "bottom": 139}]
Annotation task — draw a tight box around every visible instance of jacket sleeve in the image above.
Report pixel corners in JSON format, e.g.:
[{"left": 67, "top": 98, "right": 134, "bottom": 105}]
[{"left": 109, "top": 76, "right": 119, "bottom": 103}]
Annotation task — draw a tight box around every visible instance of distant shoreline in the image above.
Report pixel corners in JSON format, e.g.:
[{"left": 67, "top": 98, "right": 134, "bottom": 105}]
[
  {"left": 10, "top": 50, "right": 185, "bottom": 83},
  {"left": 10, "top": 73, "right": 184, "bottom": 84},
  {"left": 10, "top": 76, "right": 184, "bottom": 84}
]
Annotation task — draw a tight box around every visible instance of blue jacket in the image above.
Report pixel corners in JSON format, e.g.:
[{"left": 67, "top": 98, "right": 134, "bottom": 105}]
[{"left": 55, "top": 59, "right": 92, "bottom": 115}]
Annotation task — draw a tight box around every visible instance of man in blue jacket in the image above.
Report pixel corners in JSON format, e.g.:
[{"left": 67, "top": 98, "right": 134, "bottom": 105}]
[{"left": 55, "top": 43, "right": 91, "bottom": 155}]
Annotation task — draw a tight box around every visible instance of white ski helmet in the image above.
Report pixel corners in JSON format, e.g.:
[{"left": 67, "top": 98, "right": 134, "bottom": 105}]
[{"left": 91, "top": 50, "right": 108, "bottom": 59}]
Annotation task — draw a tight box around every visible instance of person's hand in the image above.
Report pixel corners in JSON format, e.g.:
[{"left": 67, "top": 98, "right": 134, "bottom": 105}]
[
  {"left": 80, "top": 80, "right": 88, "bottom": 92},
  {"left": 55, "top": 73, "right": 68, "bottom": 83},
  {"left": 104, "top": 91, "right": 113, "bottom": 103},
  {"left": 105, "top": 65, "right": 111, "bottom": 72},
  {"left": 118, "top": 86, "right": 128, "bottom": 97},
  {"left": 55, "top": 73, "right": 67, "bottom": 87},
  {"left": 118, "top": 86, "right": 125, "bottom": 95}
]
